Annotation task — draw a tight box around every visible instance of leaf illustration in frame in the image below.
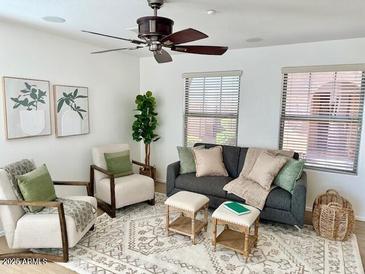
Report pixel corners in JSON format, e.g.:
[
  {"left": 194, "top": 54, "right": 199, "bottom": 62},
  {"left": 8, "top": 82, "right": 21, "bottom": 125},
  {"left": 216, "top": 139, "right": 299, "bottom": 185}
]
[{"left": 54, "top": 85, "right": 89, "bottom": 137}]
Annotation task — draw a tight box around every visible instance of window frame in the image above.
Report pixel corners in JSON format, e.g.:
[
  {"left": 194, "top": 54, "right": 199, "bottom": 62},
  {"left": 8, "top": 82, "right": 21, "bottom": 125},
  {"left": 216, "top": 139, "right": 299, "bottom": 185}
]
[
  {"left": 182, "top": 70, "right": 242, "bottom": 147},
  {"left": 279, "top": 64, "right": 365, "bottom": 175}
]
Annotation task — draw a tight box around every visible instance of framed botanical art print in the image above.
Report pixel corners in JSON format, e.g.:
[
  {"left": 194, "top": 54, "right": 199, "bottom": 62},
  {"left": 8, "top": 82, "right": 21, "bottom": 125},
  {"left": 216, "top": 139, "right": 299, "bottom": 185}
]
[
  {"left": 54, "top": 85, "right": 89, "bottom": 137},
  {"left": 3, "top": 76, "right": 51, "bottom": 139}
]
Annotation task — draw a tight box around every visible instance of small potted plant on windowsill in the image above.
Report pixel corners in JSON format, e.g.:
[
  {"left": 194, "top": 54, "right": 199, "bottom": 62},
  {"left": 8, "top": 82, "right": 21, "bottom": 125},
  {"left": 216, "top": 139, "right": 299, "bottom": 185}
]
[{"left": 132, "top": 91, "right": 160, "bottom": 179}]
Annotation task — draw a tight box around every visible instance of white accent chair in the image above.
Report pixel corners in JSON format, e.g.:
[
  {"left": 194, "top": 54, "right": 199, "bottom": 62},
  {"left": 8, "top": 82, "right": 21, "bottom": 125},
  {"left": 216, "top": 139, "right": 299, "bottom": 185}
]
[
  {"left": 90, "top": 144, "right": 155, "bottom": 218},
  {"left": 0, "top": 165, "right": 97, "bottom": 262}
]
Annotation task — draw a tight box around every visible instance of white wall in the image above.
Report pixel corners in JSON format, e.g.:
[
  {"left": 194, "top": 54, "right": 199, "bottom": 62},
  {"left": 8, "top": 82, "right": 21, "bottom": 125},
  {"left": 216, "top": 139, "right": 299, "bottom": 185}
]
[
  {"left": 140, "top": 37, "right": 365, "bottom": 220},
  {"left": 0, "top": 22, "right": 141, "bottom": 198}
]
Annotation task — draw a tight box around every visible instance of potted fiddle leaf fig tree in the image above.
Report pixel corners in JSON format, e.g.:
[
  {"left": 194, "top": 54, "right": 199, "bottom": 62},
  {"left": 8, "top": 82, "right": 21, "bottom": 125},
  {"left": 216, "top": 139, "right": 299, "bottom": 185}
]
[{"left": 132, "top": 91, "right": 160, "bottom": 179}]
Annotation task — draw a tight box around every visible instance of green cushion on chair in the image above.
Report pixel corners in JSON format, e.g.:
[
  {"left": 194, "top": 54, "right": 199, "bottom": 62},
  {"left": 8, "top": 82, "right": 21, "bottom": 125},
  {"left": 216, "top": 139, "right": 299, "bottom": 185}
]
[
  {"left": 17, "top": 164, "right": 57, "bottom": 213},
  {"left": 104, "top": 151, "right": 133, "bottom": 177},
  {"left": 274, "top": 159, "right": 305, "bottom": 193}
]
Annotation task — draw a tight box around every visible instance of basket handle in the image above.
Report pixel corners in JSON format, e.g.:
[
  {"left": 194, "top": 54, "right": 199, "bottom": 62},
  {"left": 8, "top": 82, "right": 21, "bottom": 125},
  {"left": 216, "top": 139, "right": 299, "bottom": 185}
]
[
  {"left": 327, "top": 202, "right": 342, "bottom": 209},
  {"left": 326, "top": 189, "right": 340, "bottom": 196}
]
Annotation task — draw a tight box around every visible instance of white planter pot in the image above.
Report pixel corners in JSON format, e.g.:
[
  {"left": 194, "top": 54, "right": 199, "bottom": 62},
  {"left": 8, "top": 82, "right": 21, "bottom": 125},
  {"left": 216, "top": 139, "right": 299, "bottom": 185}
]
[
  {"left": 61, "top": 110, "right": 82, "bottom": 136},
  {"left": 20, "top": 109, "right": 46, "bottom": 135}
]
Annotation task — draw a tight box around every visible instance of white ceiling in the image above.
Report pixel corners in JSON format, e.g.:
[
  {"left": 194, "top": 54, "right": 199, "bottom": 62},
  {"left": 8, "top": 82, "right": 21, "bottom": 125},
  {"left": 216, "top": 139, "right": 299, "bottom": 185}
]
[{"left": 1, "top": 0, "right": 365, "bottom": 56}]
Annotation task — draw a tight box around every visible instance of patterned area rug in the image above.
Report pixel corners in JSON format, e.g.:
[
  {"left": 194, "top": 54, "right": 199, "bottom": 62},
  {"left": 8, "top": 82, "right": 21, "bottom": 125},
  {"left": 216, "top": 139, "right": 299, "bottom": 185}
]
[{"left": 57, "top": 193, "right": 364, "bottom": 274}]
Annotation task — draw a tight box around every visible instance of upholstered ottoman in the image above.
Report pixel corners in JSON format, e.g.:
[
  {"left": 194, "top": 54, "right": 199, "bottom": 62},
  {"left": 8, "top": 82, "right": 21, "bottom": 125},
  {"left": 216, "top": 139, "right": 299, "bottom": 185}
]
[
  {"left": 165, "top": 191, "right": 209, "bottom": 244},
  {"left": 212, "top": 202, "right": 260, "bottom": 261}
]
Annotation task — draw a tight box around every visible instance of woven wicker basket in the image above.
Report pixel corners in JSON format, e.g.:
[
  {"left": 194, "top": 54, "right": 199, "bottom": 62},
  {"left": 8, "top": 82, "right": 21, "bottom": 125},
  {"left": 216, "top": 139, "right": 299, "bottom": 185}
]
[{"left": 312, "top": 189, "right": 355, "bottom": 241}]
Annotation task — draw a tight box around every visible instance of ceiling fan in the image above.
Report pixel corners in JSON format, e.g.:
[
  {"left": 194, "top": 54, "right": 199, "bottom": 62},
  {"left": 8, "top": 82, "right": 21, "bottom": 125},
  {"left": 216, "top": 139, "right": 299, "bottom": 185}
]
[{"left": 82, "top": 0, "right": 228, "bottom": 63}]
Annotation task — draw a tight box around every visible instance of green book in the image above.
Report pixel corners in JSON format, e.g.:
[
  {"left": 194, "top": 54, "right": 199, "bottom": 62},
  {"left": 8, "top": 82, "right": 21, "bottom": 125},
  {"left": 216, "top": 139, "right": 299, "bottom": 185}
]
[{"left": 223, "top": 202, "right": 251, "bottom": 215}]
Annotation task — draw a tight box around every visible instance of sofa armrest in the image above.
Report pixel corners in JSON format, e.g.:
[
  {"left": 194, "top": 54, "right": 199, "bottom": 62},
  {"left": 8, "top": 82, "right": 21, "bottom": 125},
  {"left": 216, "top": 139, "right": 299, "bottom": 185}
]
[
  {"left": 166, "top": 161, "right": 180, "bottom": 196},
  {"left": 291, "top": 171, "right": 307, "bottom": 227}
]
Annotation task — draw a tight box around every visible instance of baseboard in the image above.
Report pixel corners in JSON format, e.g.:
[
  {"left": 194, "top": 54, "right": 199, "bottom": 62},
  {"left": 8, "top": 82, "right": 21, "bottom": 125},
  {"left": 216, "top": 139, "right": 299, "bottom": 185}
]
[{"left": 306, "top": 206, "right": 365, "bottom": 222}]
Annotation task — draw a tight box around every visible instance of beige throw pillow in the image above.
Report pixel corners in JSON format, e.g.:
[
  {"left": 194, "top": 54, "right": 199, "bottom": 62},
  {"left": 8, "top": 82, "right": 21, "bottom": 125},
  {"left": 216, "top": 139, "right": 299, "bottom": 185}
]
[
  {"left": 247, "top": 152, "right": 288, "bottom": 190},
  {"left": 193, "top": 146, "right": 228, "bottom": 177}
]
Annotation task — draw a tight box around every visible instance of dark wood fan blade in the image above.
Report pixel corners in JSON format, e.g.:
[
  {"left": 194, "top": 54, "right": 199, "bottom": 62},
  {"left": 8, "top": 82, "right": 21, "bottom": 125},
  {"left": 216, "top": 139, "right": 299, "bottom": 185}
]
[
  {"left": 160, "top": 28, "right": 208, "bottom": 46},
  {"left": 171, "top": 45, "right": 228, "bottom": 55},
  {"left": 91, "top": 46, "right": 143, "bottom": 54},
  {"left": 153, "top": 49, "right": 172, "bottom": 63},
  {"left": 82, "top": 30, "right": 146, "bottom": 45}
]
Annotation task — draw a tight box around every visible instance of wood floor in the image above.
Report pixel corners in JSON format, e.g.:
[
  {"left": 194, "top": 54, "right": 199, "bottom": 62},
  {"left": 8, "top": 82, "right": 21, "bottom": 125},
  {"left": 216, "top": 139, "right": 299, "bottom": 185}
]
[{"left": 0, "top": 182, "right": 364, "bottom": 273}]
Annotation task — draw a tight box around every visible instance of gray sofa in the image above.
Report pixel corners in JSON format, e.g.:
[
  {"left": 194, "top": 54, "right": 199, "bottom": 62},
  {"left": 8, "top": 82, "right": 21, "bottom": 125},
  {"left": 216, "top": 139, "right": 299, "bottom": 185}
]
[{"left": 166, "top": 143, "right": 307, "bottom": 227}]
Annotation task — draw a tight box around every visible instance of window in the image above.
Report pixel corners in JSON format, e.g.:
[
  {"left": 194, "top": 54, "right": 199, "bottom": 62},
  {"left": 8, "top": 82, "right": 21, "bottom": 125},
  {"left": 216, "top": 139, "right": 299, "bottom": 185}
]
[
  {"left": 183, "top": 71, "right": 242, "bottom": 147},
  {"left": 279, "top": 64, "right": 365, "bottom": 174}
]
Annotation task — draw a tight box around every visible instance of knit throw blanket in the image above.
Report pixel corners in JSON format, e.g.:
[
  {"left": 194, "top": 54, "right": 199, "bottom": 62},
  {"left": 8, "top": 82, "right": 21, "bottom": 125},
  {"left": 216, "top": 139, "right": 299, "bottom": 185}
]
[
  {"left": 3, "top": 159, "right": 36, "bottom": 213},
  {"left": 224, "top": 148, "right": 294, "bottom": 210},
  {"left": 37, "top": 198, "right": 96, "bottom": 232}
]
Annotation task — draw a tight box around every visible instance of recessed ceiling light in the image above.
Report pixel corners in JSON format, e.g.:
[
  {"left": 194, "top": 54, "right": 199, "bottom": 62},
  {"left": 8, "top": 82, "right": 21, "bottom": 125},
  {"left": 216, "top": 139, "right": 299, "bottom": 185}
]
[
  {"left": 246, "top": 37, "right": 263, "bottom": 43},
  {"left": 42, "top": 16, "right": 66, "bottom": 23},
  {"left": 207, "top": 9, "right": 217, "bottom": 15}
]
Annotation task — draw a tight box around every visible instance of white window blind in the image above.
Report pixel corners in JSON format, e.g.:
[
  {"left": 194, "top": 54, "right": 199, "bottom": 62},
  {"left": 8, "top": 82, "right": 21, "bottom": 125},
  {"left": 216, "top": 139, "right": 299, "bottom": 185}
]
[
  {"left": 183, "top": 71, "right": 241, "bottom": 147},
  {"left": 279, "top": 65, "right": 365, "bottom": 174}
]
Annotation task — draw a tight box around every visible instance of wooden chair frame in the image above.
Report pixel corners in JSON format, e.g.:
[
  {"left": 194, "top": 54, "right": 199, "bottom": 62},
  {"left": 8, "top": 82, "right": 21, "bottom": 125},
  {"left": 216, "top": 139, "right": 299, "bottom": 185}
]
[
  {"left": 90, "top": 160, "right": 155, "bottom": 218},
  {"left": 0, "top": 181, "right": 92, "bottom": 263}
]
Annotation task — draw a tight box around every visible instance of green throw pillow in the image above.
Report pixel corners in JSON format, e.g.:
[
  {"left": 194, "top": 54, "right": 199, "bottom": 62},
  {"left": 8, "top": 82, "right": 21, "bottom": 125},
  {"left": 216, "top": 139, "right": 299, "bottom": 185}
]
[
  {"left": 17, "top": 164, "right": 57, "bottom": 213},
  {"left": 274, "top": 159, "right": 304, "bottom": 193},
  {"left": 177, "top": 145, "right": 204, "bottom": 174},
  {"left": 104, "top": 151, "right": 133, "bottom": 177}
]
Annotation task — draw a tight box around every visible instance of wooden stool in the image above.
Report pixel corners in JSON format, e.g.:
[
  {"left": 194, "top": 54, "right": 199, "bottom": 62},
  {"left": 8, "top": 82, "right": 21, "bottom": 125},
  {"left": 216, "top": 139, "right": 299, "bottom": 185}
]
[
  {"left": 165, "top": 191, "right": 209, "bottom": 244},
  {"left": 211, "top": 202, "right": 260, "bottom": 262}
]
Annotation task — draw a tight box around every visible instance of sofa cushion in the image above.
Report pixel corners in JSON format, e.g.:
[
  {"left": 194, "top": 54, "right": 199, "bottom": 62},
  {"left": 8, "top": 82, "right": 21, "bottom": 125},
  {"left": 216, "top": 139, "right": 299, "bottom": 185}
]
[
  {"left": 194, "top": 143, "right": 241, "bottom": 178},
  {"left": 175, "top": 173, "right": 232, "bottom": 197},
  {"left": 177, "top": 146, "right": 203, "bottom": 174},
  {"left": 193, "top": 146, "right": 228, "bottom": 177},
  {"left": 274, "top": 159, "right": 304, "bottom": 193},
  {"left": 247, "top": 152, "right": 288, "bottom": 190},
  {"left": 265, "top": 187, "right": 292, "bottom": 211}
]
